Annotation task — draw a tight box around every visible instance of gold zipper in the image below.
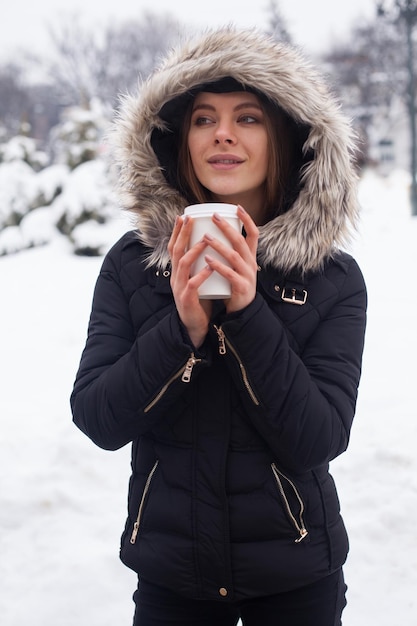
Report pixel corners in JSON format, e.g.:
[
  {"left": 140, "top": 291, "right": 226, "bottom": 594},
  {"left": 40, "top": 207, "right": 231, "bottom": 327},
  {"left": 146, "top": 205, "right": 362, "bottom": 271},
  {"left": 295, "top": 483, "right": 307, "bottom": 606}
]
[
  {"left": 214, "top": 325, "right": 259, "bottom": 406},
  {"left": 271, "top": 463, "right": 308, "bottom": 543},
  {"left": 181, "top": 354, "right": 202, "bottom": 382},
  {"left": 144, "top": 353, "right": 202, "bottom": 413},
  {"left": 214, "top": 325, "right": 227, "bottom": 354},
  {"left": 130, "top": 460, "right": 159, "bottom": 544}
]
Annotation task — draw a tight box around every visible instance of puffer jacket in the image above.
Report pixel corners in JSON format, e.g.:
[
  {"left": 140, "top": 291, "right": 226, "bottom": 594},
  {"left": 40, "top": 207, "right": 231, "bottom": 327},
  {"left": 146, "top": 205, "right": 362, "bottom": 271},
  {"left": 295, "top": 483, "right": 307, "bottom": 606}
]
[{"left": 71, "top": 28, "right": 367, "bottom": 602}]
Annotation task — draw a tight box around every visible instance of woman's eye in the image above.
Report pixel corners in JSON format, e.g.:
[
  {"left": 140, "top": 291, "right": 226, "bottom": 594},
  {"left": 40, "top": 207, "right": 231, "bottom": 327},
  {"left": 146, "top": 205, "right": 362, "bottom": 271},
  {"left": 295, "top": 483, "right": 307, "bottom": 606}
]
[
  {"left": 239, "top": 115, "right": 258, "bottom": 124},
  {"left": 193, "top": 116, "right": 213, "bottom": 126}
]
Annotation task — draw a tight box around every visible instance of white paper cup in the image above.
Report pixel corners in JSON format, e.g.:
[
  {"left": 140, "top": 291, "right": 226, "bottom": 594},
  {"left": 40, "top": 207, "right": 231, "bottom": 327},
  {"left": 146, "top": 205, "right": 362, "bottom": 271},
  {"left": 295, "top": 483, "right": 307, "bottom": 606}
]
[{"left": 184, "top": 203, "right": 241, "bottom": 299}]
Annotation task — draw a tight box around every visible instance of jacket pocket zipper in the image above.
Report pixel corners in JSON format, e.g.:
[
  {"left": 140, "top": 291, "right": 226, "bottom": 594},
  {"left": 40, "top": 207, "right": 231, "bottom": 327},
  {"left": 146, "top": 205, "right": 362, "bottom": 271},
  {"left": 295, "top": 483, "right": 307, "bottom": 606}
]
[
  {"left": 144, "top": 353, "right": 202, "bottom": 413},
  {"left": 130, "top": 460, "right": 159, "bottom": 544},
  {"left": 214, "top": 325, "right": 259, "bottom": 406},
  {"left": 271, "top": 463, "right": 309, "bottom": 543}
]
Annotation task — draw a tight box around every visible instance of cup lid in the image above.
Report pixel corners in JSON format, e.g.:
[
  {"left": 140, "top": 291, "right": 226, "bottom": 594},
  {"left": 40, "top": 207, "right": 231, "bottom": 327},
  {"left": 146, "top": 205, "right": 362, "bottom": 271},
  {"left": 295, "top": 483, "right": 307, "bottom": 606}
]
[{"left": 184, "top": 203, "right": 238, "bottom": 218}]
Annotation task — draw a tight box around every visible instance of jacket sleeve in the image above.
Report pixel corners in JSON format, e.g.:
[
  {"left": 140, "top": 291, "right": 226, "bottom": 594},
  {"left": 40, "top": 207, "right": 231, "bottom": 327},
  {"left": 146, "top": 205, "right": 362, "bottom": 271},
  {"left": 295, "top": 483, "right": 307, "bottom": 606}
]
[
  {"left": 70, "top": 246, "right": 204, "bottom": 451},
  {"left": 219, "top": 258, "right": 367, "bottom": 473}
]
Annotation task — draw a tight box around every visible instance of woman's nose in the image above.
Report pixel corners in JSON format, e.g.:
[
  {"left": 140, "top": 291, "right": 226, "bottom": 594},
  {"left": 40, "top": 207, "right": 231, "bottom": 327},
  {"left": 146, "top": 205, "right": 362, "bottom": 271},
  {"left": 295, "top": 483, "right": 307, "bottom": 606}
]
[{"left": 214, "top": 122, "right": 236, "bottom": 144}]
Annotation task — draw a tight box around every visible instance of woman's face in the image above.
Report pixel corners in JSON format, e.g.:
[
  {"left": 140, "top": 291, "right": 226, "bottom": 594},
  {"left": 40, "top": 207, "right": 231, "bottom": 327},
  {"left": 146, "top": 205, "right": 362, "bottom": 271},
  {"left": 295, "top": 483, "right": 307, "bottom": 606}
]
[{"left": 187, "top": 91, "right": 269, "bottom": 220}]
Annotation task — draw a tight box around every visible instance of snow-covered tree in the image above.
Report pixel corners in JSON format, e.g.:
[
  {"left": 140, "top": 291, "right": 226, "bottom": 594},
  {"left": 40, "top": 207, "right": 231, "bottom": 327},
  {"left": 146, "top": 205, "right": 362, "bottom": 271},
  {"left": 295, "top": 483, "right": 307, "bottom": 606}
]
[
  {"left": 0, "top": 98, "right": 130, "bottom": 257},
  {"left": 0, "top": 134, "right": 48, "bottom": 170},
  {"left": 0, "top": 135, "right": 53, "bottom": 233},
  {"left": 266, "top": 0, "right": 292, "bottom": 43},
  {"left": 48, "top": 98, "right": 111, "bottom": 170},
  {"left": 46, "top": 11, "right": 181, "bottom": 108}
]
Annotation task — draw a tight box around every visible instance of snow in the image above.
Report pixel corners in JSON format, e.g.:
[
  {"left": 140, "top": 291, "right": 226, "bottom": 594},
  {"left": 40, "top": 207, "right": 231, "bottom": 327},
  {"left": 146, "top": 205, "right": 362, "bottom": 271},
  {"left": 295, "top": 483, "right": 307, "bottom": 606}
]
[
  {"left": 0, "top": 160, "right": 38, "bottom": 226},
  {"left": 0, "top": 161, "right": 68, "bottom": 251},
  {"left": 0, "top": 135, "right": 48, "bottom": 169},
  {"left": 51, "top": 160, "right": 115, "bottom": 223},
  {"left": 1, "top": 169, "right": 416, "bottom": 625},
  {"left": 0, "top": 150, "right": 128, "bottom": 257}
]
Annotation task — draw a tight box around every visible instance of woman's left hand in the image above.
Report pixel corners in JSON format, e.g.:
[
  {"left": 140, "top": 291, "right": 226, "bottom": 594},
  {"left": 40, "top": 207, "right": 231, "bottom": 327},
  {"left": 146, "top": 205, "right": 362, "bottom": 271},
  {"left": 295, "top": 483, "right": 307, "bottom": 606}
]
[
  {"left": 168, "top": 214, "right": 214, "bottom": 349},
  {"left": 204, "top": 205, "right": 259, "bottom": 314}
]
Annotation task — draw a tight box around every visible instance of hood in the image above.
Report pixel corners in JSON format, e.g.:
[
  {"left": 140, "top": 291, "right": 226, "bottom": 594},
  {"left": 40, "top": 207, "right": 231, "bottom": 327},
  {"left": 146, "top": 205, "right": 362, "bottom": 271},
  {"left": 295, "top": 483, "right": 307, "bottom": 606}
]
[{"left": 110, "top": 27, "right": 359, "bottom": 274}]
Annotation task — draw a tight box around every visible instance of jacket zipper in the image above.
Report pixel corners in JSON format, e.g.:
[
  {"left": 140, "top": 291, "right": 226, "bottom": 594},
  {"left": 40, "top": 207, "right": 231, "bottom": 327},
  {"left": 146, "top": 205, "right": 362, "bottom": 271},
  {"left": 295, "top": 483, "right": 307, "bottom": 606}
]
[
  {"left": 271, "top": 463, "right": 308, "bottom": 543},
  {"left": 214, "top": 325, "right": 259, "bottom": 406},
  {"left": 144, "top": 353, "right": 202, "bottom": 413},
  {"left": 130, "top": 460, "right": 159, "bottom": 544}
]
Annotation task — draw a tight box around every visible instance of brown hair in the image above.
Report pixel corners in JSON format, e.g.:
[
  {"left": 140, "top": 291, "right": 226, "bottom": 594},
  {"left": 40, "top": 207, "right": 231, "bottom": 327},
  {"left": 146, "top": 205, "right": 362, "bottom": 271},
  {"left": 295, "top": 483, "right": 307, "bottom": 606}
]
[{"left": 177, "top": 93, "right": 300, "bottom": 221}]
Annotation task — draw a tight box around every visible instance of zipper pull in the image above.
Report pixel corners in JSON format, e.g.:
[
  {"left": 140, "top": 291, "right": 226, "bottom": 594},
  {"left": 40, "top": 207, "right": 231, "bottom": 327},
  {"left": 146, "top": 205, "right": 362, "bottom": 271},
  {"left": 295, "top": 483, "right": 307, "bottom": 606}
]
[
  {"left": 130, "top": 521, "right": 139, "bottom": 544},
  {"left": 181, "top": 354, "right": 201, "bottom": 383},
  {"left": 295, "top": 528, "right": 309, "bottom": 543},
  {"left": 214, "top": 325, "right": 227, "bottom": 355}
]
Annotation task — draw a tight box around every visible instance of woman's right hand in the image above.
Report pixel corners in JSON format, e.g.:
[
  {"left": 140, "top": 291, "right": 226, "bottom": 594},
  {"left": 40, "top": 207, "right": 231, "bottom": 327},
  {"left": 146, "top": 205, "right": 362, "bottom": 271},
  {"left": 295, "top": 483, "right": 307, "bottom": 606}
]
[{"left": 168, "top": 216, "right": 213, "bottom": 349}]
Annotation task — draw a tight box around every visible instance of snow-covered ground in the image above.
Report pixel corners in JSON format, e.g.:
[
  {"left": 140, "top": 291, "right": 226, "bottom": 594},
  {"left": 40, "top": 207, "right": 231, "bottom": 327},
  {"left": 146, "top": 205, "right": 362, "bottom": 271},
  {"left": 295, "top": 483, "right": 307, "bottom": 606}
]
[{"left": 1, "top": 168, "right": 416, "bottom": 625}]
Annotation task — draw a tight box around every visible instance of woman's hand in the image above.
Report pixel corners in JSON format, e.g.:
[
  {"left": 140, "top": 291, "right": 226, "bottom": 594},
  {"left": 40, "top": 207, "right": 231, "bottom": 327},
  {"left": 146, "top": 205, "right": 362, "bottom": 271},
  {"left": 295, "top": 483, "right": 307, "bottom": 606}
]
[
  {"left": 168, "top": 205, "right": 259, "bottom": 347},
  {"left": 168, "top": 215, "right": 213, "bottom": 349},
  {"left": 203, "top": 205, "right": 259, "bottom": 314}
]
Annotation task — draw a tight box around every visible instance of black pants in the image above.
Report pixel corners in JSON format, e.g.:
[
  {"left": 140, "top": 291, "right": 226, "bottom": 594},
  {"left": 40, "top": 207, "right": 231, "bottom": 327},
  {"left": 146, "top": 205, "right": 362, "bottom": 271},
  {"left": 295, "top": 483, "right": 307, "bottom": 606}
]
[{"left": 132, "top": 569, "right": 347, "bottom": 626}]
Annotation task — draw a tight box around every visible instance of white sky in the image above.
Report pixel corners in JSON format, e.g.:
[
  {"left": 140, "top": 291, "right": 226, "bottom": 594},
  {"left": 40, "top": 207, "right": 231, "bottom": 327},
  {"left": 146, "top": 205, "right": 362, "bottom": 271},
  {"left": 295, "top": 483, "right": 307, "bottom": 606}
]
[{"left": 1, "top": 0, "right": 377, "bottom": 63}]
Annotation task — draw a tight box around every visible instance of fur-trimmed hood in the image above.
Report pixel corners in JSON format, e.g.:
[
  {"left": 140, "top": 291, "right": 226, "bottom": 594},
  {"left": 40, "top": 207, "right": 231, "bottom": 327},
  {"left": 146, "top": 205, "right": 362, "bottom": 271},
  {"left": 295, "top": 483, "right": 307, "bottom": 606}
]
[{"left": 110, "top": 27, "right": 359, "bottom": 274}]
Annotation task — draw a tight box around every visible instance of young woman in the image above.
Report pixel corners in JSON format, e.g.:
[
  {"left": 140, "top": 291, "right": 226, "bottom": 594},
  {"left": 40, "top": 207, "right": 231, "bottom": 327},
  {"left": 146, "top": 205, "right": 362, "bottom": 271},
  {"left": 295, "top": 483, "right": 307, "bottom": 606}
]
[{"left": 71, "top": 28, "right": 367, "bottom": 625}]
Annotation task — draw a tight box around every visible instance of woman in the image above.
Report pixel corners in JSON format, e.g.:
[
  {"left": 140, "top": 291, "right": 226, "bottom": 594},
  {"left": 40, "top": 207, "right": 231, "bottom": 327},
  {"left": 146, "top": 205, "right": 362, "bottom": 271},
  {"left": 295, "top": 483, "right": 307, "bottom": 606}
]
[{"left": 71, "top": 28, "right": 367, "bottom": 625}]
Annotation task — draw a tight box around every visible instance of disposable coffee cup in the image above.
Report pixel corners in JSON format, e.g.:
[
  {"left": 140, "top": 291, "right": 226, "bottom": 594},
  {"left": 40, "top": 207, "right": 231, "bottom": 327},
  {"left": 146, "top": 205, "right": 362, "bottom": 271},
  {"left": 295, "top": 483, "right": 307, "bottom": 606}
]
[{"left": 183, "top": 203, "right": 242, "bottom": 299}]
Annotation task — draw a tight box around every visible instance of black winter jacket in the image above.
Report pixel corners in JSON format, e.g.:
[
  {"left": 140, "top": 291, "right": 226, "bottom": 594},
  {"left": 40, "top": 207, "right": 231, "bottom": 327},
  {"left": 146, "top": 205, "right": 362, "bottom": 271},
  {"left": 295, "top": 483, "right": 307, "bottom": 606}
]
[{"left": 71, "top": 28, "right": 367, "bottom": 602}]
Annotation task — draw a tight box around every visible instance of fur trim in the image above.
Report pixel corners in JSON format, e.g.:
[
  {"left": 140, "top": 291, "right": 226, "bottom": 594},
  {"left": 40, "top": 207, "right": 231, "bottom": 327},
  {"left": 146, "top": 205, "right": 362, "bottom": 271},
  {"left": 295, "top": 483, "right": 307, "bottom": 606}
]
[{"left": 110, "top": 27, "right": 359, "bottom": 273}]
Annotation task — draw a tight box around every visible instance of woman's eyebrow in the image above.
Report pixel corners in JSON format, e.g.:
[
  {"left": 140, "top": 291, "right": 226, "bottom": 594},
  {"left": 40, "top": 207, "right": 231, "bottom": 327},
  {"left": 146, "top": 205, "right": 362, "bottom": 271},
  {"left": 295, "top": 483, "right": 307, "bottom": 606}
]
[
  {"left": 234, "top": 102, "right": 263, "bottom": 111},
  {"left": 191, "top": 103, "right": 216, "bottom": 113}
]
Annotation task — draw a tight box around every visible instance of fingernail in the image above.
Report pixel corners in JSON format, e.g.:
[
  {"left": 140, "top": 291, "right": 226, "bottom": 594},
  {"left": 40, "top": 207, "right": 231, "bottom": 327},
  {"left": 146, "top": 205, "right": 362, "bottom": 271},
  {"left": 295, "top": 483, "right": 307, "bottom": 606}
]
[
  {"left": 204, "top": 232, "right": 214, "bottom": 240},
  {"left": 184, "top": 215, "right": 189, "bottom": 225},
  {"left": 213, "top": 212, "right": 222, "bottom": 221}
]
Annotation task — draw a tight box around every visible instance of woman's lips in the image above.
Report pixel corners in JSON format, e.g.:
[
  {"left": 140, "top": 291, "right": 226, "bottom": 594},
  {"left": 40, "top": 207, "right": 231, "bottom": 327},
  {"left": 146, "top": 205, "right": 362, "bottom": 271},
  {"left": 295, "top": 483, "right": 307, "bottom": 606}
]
[{"left": 207, "top": 155, "right": 244, "bottom": 169}]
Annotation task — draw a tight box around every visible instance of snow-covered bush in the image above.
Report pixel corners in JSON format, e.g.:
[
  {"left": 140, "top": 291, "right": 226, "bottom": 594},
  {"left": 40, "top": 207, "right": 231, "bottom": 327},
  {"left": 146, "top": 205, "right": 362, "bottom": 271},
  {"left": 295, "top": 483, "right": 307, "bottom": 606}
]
[
  {"left": 0, "top": 134, "right": 48, "bottom": 170},
  {"left": 53, "top": 159, "right": 121, "bottom": 255},
  {"left": 0, "top": 98, "right": 129, "bottom": 257},
  {"left": 0, "top": 160, "right": 38, "bottom": 229},
  {"left": 0, "top": 160, "right": 69, "bottom": 231},
  {"left": 49, "top": 98, "right": 112, "bottom": 170},
  {"left": 0, "top": 224, "right": 25, "bottom": 255},
  {"left": 34, "top": 164, "right": 69, "bottom": 206}
]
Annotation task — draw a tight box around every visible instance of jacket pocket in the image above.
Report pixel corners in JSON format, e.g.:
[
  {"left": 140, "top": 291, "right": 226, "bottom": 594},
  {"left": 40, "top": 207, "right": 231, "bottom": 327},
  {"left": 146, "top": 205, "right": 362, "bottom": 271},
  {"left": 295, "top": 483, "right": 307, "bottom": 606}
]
[
  {"left": 271, "top": 463, "right": 309, "bottom": 543},
  {"left": 130, "top": 460, "right": 159, "bottom": 544}
]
